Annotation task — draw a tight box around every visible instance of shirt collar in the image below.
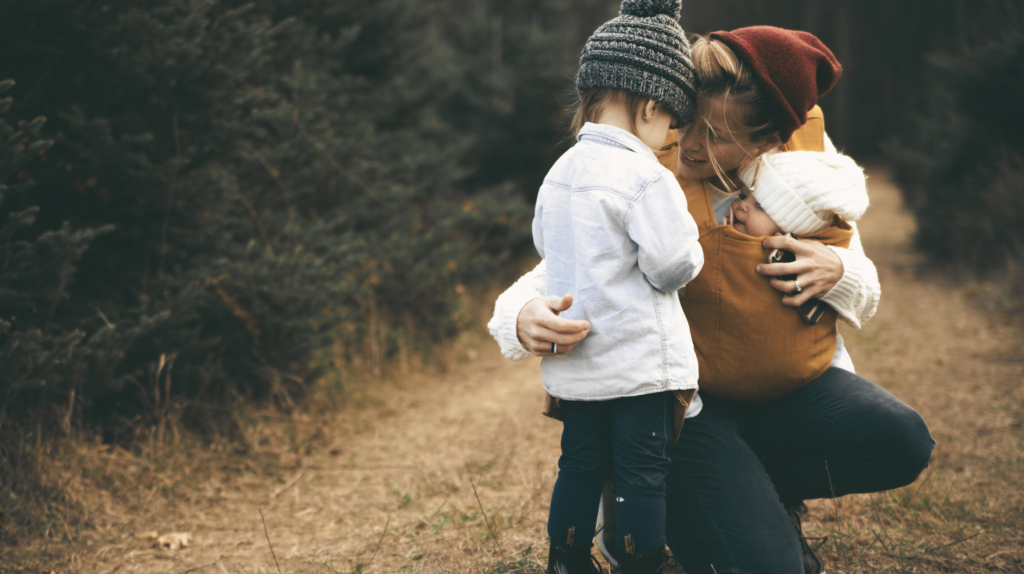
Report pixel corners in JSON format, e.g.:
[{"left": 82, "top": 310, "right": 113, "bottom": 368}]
[{"left": 577, "top": 122, "right": 659, "bottom": 163}]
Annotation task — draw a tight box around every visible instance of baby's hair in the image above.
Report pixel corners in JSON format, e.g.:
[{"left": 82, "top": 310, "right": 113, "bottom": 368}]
[
  {"left": 691, "top": 35, "right": 781, "bottom": 189},
  {"left": 570, "top": 88, "right": 649, "bottom": 138}
]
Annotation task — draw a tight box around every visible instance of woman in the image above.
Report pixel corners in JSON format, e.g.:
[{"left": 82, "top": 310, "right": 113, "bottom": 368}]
[{"left": 489, "top": 27, "right": 934, "bottom": 574}]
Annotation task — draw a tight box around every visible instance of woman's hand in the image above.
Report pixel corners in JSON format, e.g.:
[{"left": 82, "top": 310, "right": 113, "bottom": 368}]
[
  {"left": 757, "top": 235, "right": 844, "bottom": 306},
  {"left": 517, "top": 293, "right": 590, "bottom": 356}
]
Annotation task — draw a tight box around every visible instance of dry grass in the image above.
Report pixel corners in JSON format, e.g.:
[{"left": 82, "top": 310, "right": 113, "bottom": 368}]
[
  {"left": 0, "top": 422, "right": 248, "bottom": 570},
  {"left": 1, "top": 306, "right": 560, "bottom": 574},
  {"left": 2, "top": 167, "right": 1022, "bottom": 574}
]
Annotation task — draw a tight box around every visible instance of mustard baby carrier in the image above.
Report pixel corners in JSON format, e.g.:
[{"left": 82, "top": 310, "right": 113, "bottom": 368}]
[{"left": 659, "top": 107, "right": 854, "bottom": 401}]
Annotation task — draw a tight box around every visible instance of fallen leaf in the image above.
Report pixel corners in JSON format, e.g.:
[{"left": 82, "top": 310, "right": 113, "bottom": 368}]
[{"left": 156, "top": 532, "right": 192, "bottom": 550}]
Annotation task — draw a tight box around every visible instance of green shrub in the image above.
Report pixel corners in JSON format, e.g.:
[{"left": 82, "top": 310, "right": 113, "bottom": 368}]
[
  {"left": 888, "top": 31, "right": 1024, "bottom": 272},
  {"left": 0, "top": 0, "right": 584, "bottom": 437}
]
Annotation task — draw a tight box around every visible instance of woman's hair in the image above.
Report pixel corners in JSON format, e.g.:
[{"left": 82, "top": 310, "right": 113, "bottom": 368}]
[
  {"left": 570, "top": 88, "right": 648, "bottom": 138},
  {"left": 690, "top": 35, "right": 781, "bottom": 187}
]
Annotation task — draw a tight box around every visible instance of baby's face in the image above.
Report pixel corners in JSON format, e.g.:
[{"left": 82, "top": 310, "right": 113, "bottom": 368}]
[{"left": 729, "top": 192, "right": 782, "bottom": 237}]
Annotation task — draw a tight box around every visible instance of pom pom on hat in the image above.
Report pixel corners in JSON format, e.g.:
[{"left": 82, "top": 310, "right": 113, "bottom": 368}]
[
  {"left": 739, "top": 151, "right": 868, "bottom": 236},
  {"left": 620, "top": 0, "right": 682, "bottom": 19}
]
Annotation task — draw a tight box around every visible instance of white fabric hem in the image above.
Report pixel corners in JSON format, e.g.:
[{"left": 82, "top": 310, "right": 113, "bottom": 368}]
[{"left": 545, "top": 381, "right": 699, "bottom": 402}]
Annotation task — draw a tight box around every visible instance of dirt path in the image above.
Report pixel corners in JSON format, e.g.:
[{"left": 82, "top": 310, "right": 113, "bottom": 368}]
[{"left": 14, "top": 169, "right": 1024, "bottom": 574}]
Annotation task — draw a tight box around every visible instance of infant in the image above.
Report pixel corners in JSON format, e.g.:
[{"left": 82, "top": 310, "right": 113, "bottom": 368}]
[{"left": 729, "top": 150, "right": 868, "bottom": 239}]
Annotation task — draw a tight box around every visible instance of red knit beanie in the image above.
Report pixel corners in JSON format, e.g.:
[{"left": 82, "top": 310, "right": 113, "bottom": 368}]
[{"left": 707, "top": 26, "right": 842, "bottom": 143}]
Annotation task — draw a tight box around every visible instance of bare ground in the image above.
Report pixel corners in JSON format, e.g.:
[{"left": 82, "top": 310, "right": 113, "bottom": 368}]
[{"left": 4, "top": 168, "right": 1023, "bottom": 574}]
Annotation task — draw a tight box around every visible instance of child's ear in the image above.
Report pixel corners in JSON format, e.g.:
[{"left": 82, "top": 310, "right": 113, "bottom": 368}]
[{"left": 644, "top": 99, "right": 657, "bottom": 121}]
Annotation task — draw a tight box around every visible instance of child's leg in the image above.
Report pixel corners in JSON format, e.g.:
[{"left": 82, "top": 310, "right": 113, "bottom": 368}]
[
  {"left": 548, "top": 399, "right": 612, "bottom": 549},
  {"left": 609, "top": 391, "right": 673, "bottom": 556}
]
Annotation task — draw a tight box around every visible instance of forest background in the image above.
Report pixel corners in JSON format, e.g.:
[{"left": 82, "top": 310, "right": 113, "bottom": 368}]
[{"left": 1, "top": 0, "right": 1022, "bottom": 554}]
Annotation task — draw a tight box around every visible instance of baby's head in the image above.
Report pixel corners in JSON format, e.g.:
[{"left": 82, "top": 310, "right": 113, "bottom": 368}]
[{"left": 729, "top": 151, "right": 868, "bottom": 237}]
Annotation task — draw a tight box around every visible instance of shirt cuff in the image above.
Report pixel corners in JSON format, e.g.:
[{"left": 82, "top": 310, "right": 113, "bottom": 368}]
[
  {"left": 487, "top": 262, "right": 548, "bottom": 360},
  {"left": 489, "top": 295, "right": 536, "bottom": 360},
  {"left": 821, "top": 245, "right": 872, "bottom": 329}
]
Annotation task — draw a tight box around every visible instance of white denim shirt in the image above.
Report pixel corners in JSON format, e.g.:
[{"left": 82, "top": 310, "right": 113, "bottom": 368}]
[{"left": 533, "top": 122, "right": 704, "bottom": 401}]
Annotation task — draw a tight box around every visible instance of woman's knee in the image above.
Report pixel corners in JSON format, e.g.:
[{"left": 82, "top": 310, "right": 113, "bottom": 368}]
[{"left": 876, "top": 404, "right": 936, "bottom": 486}]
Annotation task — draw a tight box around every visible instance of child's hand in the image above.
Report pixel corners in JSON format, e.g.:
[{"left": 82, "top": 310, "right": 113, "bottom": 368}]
[
  {"left": 516, "top": 293, "right": 590, "bottom": 357},
  {"left": 756, "top": 235, "right": 844, "bottom": 305}
]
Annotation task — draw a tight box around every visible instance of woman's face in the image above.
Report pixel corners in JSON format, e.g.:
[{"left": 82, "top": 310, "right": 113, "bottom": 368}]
[{"left": 675, "top": 97, "right": 763, "bottom": 181}]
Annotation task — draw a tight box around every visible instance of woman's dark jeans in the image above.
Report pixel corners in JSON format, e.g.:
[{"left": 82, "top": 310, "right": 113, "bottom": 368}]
[{"left": 665, "top": 367, "right": 935, "bottom": 574}]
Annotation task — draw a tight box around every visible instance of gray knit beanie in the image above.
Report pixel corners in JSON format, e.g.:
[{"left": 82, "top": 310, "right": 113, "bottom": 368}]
[{"left": 577, "top": 0, "right": 696, "bottom": 124}]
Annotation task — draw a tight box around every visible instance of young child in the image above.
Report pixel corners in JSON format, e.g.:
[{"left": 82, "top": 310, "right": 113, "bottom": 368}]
[
  {"left": 532, "top": 1, "right": 702, "bottom": 572},
  {"left": 680, "top": 149, "right": 869, "bottom": 401}
]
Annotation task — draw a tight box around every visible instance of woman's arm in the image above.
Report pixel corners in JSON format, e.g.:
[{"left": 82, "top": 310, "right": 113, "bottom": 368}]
[
  {"left": 820, "top": 223, "right": 880, "bottom": 328},
  {"left": 757, "top": 222, "right": 880, "bottom": 328},
  {"left": 486, "top": 260, "right": 591, "bottom": 359},
  {"left": 759, "top": 130, "right": 879, "bottom": 327}
]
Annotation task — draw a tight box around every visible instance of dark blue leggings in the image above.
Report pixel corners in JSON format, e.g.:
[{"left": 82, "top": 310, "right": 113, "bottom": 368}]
[
  {"left": 665, "top": 368, "right": 935, "bottom": 574},
  {"left": 549, "top": 391, "right": 672, "bottom": 555}
]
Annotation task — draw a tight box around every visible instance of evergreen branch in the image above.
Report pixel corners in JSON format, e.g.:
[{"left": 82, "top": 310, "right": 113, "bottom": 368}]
[
  {"left": 158, "top": 113, "right": 181, "bottom": 281},
  {"left": 234, "top": 186, "right": 274, "bottom": 257}
]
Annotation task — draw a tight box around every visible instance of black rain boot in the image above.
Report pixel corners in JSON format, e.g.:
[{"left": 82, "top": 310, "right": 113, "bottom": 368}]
[
  {"left": 786, "top": 502, "right": 827, "bottom": 574},
  {"left": 546, "top": 540, "right": 605, "bottom": 574},
  {"left": 619, "top": 549, "right": 674, "bottom": 574}
]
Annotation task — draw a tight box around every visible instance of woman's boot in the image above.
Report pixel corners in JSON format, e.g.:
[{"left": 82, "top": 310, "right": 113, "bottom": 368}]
[{"left": 786, "top": 502, "right": 826, "bottom": 574}]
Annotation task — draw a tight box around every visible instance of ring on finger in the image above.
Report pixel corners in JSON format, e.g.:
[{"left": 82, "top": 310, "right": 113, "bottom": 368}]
[
  {"left": 791, "top": 278, "right": 803, "bottom": 295},
  {"left": 551, "top": 342, "right": 557, "bottom": 354}
]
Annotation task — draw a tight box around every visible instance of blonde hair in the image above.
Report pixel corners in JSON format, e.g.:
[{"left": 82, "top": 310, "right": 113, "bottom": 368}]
[
  {"left": 690, "top": 35, "right": 781, "bottom": 189},
  {"left": 570, "top": 88, "right": 648, "bottom": 138}
]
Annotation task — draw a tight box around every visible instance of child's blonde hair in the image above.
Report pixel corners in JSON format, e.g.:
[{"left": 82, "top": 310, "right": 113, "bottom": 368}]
[
  {"left": 570, "top": 88, "right": 649, "bottom": 138},
  {"left": 690, "top": 35, "right": 781, "bottom": 188}
]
